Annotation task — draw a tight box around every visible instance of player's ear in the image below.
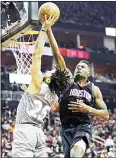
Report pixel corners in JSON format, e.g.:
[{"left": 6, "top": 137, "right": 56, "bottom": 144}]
[
  {"left": 46, "top": 78, "right": 51, "bottom": 84},
  {"left": 47, "top": 78, "right": 50, "bottom": 82}
]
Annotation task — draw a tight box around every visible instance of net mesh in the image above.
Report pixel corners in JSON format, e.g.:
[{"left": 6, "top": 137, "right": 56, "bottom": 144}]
[{"left": 9, "top": 34, "right": 35, "bottom": 74}]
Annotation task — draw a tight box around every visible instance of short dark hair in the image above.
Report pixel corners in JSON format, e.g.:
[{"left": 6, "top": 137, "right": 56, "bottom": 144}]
[
  {"left": 79, "top": 60, "right": 91, "bottom": 68},
  {"left": 49, "top": 67, "right": 71, "bottom": 96}
]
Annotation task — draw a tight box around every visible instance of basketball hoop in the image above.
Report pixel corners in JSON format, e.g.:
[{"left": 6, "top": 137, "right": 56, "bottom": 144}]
[{"left": 9, "top": 35, "right": 35, "bottom": 75}]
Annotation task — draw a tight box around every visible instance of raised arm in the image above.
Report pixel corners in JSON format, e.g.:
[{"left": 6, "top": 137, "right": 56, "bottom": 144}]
[
  {"left": 27, "top": 16, "right": 55, "bottom": 94},
  {"left": 46, "top": 28, "right": 66, "bottom": 70}
]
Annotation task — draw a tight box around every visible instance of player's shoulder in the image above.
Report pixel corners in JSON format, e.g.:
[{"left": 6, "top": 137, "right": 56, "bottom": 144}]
[
  {"left": 93, "top": 84, "right": 101, "bottom": 97},
  {"left": 93, "top": 84, "right": 100, "bottom": 91}
]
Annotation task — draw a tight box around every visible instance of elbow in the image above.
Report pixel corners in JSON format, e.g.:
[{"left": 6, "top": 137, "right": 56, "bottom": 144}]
[
  {"left": 52, "top": 107, "right": 59, "bottom": 113},
  {"left": 52, "top": 103, "right": 59, "bottom": 113},
  {"left": 53, "top": 109, "right": 59, "bottom": 113},
  {"left": 106, "top": 112, "right": 109, "bottom": 120},
  {"left": 104, "top": 111, "right": 109, "bottom": 120}
]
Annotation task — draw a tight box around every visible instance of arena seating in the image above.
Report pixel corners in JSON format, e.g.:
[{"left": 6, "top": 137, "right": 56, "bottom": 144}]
[
  {"left": 38, "top": 2, "right": 116, "bottom": 28},
  {"left": 2, "top": 2, "right": 116, "bottom": 38}
]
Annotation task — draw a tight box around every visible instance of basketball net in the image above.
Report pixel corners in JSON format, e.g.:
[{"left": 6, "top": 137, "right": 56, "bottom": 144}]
[{"left": 9, "top": 34, "right": 35, "bottom": 75}]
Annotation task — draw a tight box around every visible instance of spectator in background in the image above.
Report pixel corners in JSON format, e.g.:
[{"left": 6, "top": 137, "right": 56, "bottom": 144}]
[
  {"left": 2, "top": 120, "right": 10, "bottom": 131},
  {"left": 108, "top": 147, "right": 115, "bottom": 158},
  {"left": 105, "top": 135, "right": 115, "bottom": 152},
  {"left": 1, "top": 80, "right": 6, "bottom": 90},
  {"left": 1, "top": 6, "right": 7, "bottom": 29},
  {"left": 11, "top": 81, "right": 19, "bottom": 91},
  {"left": 46, "top": 132, "right": 53, "bottom": 148}
]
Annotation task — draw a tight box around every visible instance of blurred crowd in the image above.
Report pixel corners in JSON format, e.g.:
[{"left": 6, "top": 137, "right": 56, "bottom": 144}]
[
  {"left": 91, "top": 110, "right": 116, "bottom": 157},
  {"left": 57, "top": 42, "right": 116, "bottom": 56},
  {"left": 2, "top": 1, "right": 116, "bottom": 38},
  {"left": 1, "top": 100, "right": 116, "bottom": 158},
  {"left": 94, "top": 73, "right": 116, "bottom": 84},
  {"left": 85, "top": 46, "right": 116, "bottom": 56},
  {"left": 53, "top": 2, "right": 116, "bottom": 28}
]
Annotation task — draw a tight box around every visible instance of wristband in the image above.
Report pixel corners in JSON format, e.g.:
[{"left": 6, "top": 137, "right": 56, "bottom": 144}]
[{"left": 42, "top": 29, "right": 46, "bottom": 32}]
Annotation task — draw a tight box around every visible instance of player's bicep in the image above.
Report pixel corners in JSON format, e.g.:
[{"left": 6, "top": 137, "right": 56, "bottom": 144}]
[
  {"left": 31, "top": 54, "right": 42, "bottom": 89},
  {"left": 95, "top": 97, "right": 107, "bottom": 110},
  {"left": 94, "top": 86, "right": 107, "bottom": 110},
  {"left": 31, "top": 53, "right": 41, "bottom": 73}
]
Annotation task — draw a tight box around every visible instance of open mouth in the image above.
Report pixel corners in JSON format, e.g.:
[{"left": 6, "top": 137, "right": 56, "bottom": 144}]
[{"left": 77, "top": 71, "right": 81, "bottom": 73}]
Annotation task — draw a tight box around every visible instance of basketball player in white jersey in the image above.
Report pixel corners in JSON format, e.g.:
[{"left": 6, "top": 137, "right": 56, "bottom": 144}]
[{"left": 12, "top": 15, "right": 71, "bottom": 157}]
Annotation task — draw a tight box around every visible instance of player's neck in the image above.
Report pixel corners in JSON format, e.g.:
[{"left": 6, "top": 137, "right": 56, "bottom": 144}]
[
  {"left": 76, "top": 79, "right": 88, "bottom": 86},
  {"left": 43, "top": 81, "right": 49, "bottom": 85}
]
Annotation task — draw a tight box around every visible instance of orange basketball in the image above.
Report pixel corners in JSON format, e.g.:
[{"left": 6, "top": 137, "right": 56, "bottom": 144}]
[{"left": 38, "top": 2, "right": 60, "bottom": 23}]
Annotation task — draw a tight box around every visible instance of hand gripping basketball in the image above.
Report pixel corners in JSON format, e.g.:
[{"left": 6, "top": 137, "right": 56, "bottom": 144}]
[{"left": 41, "top": 14, "right": 57, "bottom": 31}]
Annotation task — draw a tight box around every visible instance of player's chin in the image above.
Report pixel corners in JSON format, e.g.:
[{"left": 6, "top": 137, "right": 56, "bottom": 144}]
[
  {"left": 75, "top": 73, "right": 85, "bottom": 80},
  {"left": 75, "top": 72, "right": 82, "bottom": 77}
]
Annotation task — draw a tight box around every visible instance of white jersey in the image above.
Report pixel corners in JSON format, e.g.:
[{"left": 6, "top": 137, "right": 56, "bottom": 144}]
[{"left": 16, "top": 82, "right": 58, "bottom": 126}]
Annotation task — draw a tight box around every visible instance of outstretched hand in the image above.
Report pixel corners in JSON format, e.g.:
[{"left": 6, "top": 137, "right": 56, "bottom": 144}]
[
  {"left": 42, "top": 14, "right": 57, "bottom": 31},
  {"left": 68, "top": 99, "right": 91, "bottom": 113}
]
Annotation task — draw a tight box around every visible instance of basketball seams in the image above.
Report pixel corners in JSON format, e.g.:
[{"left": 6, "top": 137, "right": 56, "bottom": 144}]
[
  {"left": 38, "top": 2, "right": 60, "bottom": 22},
  {"left": 50, "top": 4, "right": 60, "bottom": 18},
  {"left": 41, "top": 7, "right": 51, "bottom": 17}
]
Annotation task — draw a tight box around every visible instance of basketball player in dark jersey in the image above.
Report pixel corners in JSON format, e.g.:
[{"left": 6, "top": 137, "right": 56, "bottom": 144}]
[
  {"left": 53, "top": 61, "right": 109, "bottom": 158},
  {"left": 45, "top": 28, "right": 109, "bottom": 157},
  {"left": 59, "top": 60, "right": 109, "bottom": 158}
]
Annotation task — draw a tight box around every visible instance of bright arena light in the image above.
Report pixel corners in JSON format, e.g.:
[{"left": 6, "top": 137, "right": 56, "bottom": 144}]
[{"left": 105, "top": 27, "right": 116, "bottom": 37}]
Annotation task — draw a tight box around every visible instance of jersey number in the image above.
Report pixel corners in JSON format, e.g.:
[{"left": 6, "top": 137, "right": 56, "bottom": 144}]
[{"left": 28, "top": 100, "right": 51, "bottom": 120}]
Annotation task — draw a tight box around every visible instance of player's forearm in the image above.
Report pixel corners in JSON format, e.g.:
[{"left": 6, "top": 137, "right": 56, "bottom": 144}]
[
  {"left": 47, "top": 29, "right": 59, "bottom": 52},
  {"left": 46, "top": 29, "right": 66, "bottom": 69},
  {"left": 31, "top": 30, "right": 47, "bottom": 75},
  {"left": 89, "top": 107, "right": 109, "bottom": 120},
  {"left": 33, "top": 30, "right": 46, "bottom": 57}
]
